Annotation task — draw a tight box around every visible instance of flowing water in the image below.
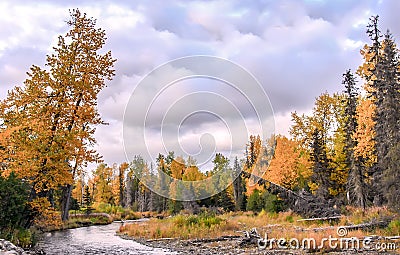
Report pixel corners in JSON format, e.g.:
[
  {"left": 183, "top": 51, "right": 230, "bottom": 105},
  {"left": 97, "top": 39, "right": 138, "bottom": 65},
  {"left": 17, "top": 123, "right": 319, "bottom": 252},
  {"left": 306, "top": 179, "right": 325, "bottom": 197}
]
[{"left": 36, "top": 221, "right": 177, "bottom": 255}]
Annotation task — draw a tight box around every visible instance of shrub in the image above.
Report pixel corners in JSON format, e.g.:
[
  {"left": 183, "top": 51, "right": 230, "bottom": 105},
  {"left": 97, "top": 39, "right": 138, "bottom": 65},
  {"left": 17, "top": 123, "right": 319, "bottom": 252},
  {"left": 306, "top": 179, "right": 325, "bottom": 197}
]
[
  {"left": 386, "top": 220, "right": 400, "bottom": 236},
  {"left": 246, "top": 190, "right": 263, "bottom": 212},
  {"left": 0, "top": 172, "right": 33, "bottom": 231},
  {"left": 263, "top": 191, "right": 286, "bottom": 213}
]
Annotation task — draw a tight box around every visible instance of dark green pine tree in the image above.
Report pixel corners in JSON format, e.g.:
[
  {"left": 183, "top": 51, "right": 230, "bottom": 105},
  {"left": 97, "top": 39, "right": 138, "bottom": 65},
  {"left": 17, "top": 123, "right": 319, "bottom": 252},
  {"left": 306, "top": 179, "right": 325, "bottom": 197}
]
[
  {"left": 217, "top": 189, "right": 236, "bottom": 212},
  {"left": 342, "top": 70, "right": 367, "bottom": 209},
  {"left": 310, "top": 128, "right": 332, "bottom": 200},
  {"left": 246, "top": 189, "right": 263, "bottom": 212},
  {"left": 374, "top": 31, "right": 400, "bottom": 211},
  {"left": 232, "top": 157, "right": 246, "bottom": 211},
  {"left": 366, "top": 15, "right": 382, "bottom": 66},
  {"left": 360, "top": 15, "right": 384, "bottom": 206},
  {"left": 82, "top": 185, "right": 93, "bottom": 216},
  {"left": 0, "top": 172, "right": 34, "bottom": 233}
]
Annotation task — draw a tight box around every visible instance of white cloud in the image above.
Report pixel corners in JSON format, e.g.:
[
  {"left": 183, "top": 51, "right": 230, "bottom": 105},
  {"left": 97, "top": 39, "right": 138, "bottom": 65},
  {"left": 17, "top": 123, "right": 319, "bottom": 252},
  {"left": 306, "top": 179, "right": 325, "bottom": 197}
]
[{"left": 0, "top": 0, "right": 398, "bottom": 168}]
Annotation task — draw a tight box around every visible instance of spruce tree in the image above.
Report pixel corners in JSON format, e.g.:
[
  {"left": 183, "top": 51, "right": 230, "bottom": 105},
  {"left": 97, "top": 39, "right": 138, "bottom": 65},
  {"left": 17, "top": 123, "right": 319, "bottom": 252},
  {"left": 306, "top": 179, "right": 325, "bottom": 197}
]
[
  {"left": 232, "top": 157, "right": 246, "bottom": 211},
  {"left": 82, "top": 186, "right": 93, "bottom": 216},
  {"left": 342, "top": 70, "right": 367, "bottom": 209},
  {"left": 375, "top": 32, "right": 400, "bottom": 210},
  {"left": 310, "top": 128, "right": 332, "bottom": 200}
]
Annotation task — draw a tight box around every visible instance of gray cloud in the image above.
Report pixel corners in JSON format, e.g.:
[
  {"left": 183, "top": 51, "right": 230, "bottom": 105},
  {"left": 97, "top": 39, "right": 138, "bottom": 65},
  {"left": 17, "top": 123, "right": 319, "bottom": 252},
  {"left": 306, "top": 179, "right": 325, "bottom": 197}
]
[{"left": 0, "top": 0, "right": 398, "bottom": 168}]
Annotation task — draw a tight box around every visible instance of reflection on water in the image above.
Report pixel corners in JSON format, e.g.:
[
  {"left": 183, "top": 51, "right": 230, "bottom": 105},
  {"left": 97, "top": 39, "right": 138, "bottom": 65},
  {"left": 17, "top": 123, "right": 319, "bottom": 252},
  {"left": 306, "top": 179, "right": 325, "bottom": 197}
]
[{"left": 36, "top": 221, "right": 176, "bottom": 255}]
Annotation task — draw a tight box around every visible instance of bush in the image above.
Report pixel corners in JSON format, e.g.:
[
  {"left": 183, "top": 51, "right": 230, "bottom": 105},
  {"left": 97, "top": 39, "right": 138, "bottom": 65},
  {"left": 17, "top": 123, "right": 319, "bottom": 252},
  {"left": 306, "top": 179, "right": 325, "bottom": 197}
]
[
  {"left": 0, "top": 172, "right": 37, "bottom": 246},
  {"left": 246, "top": 190, "right": 263, "bottom": 212},
  {"left": 172, "top": 213, "right": 223, "bottom": 228},
  {"left": 263, "top": 191, "right": 286, "bottom": 213},
  {"left": 386, "top": 220, "right": 400, "bottom": 236}
]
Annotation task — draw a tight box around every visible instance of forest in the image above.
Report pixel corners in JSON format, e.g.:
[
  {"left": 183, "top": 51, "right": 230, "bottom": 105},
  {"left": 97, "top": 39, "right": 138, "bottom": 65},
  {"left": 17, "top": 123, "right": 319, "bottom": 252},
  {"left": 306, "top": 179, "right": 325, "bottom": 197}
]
[{"left": 0, "top": 10, "right": 399, "bottom": 249}]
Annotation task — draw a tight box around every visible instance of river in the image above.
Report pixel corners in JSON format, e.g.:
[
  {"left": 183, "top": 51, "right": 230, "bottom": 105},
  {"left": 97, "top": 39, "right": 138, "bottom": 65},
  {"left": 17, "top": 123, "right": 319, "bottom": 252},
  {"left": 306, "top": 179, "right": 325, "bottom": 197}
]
[{"left": 36, "top": 221, "right": 177, "bottom": 255}]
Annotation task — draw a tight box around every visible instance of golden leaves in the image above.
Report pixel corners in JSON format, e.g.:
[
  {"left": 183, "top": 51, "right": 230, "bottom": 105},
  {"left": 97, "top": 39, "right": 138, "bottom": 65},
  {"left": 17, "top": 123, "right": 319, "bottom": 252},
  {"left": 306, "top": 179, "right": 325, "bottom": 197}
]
[
  {"left": 263, "top": 136, "right": 311, "bottom": 190},
  {"left": 0, "top": 9, "right": 115, "bottom": 205},
  {"left": 353, "top": 98, "right": 377, "bottom": 166}
]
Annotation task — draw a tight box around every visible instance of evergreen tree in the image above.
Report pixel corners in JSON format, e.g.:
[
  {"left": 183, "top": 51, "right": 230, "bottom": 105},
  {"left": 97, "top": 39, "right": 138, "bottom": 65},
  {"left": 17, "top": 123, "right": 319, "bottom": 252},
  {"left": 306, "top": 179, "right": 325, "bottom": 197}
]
[
  {"left": 0, "top": 172, "right": 34, "bottom": 233},
  {"left": 357, "top": 15, "right": 383, "bottom": 206},
  {"left": 118, "top": 163, "right": 128, "bottom": 207},
  {"left": 342, "top": 70, "right": 367, "bottom": 208},
  {"left": 82, "top": 185, "right": 93, "bottom": 216},
  {"left": 375, "top": 32, "right": 400, "bottom": 210},
  {"left": 232, "top": 157, "right": 246, "bottom": 211},
  {"left": 309, "top": 128, "right": 332, "bottom": 200},
  {"left": 358, "top": 16, "right": 400, "bottom": 208}
]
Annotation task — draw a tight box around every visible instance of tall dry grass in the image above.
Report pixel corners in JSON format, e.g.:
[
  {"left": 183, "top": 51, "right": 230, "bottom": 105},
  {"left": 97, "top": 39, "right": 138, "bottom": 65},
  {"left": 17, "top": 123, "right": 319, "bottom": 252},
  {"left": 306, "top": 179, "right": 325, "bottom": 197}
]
[{"left": 118, "top": 207, "right": 399, "bottom": 252}]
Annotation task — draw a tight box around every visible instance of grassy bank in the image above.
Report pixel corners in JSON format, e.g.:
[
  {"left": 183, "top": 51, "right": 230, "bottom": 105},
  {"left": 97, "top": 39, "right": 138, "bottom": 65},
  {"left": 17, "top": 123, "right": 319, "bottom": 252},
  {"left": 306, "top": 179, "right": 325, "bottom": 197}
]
[
  {"left": 118, "top": 207, "right": 400, "bottom": 252},
  {"left": 61, "top": 213, "right": 113, "bottom": 229}
]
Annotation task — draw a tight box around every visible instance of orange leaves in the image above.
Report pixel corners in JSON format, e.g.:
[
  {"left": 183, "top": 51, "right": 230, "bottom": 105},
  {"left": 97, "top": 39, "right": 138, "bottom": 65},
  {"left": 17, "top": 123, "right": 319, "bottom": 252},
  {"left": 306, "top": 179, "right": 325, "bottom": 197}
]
[
  {"left": 353, "top": 98, "right": 377, "bottom": 166},
  {"left": 263, "top": 136, "right": 311, "bottom": 190},
  {"left": 182, "top": 165, "right": 203, "bottom": 182},
  {"left": 0, "top": 9, "right": 115, "bottom": 220},
  {"left": 170, "top": 158, "right": 186, "bottom": 179}
]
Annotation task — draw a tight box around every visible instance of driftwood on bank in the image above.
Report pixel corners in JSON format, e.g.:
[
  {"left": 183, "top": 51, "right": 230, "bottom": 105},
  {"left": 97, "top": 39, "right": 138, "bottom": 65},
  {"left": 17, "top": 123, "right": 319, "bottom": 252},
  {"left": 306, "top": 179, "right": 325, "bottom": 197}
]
[
  {"left": 241, "top": 171, "right": 341, "bottom": 218},
  {"left": 238, "top": 228, "right": 262, "bottom": 247},
  {"left": 294, "top": 217, "right": 394, "bottom": 234},
  {"left": 297, "top": 216, "right": 343, "bottom": 222},
  {"left": 338, "top": 218, "right": 393, "bottom": 231}
]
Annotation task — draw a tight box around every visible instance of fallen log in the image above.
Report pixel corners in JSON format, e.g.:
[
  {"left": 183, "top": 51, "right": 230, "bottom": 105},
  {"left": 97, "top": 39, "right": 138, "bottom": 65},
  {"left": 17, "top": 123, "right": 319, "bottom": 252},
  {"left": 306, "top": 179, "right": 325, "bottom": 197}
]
[
  {"left": 297, "top": 216, "right": 343, "bottom": 222},
  {"left": 338, "top": 218, "right": 393, "bottom": 232},
  {"left": 241, "top": 171, "right": 341, "bottom": 218},
  {"left": 294, "top": 218, "right": 393, "bottom": 234}
]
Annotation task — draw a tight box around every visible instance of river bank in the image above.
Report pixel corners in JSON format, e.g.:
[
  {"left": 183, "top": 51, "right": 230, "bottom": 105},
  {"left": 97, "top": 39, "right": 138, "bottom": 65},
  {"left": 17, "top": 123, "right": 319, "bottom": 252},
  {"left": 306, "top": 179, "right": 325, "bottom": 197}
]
[
  {"left": 33, "top": 221, "right": 176, "bottom": 255},
  {"left": 117, "top": 233, "right": 283, "bottom": 255},
  {"left": 117, "top": 209, "right": 399, "bottom": 254},
  {"left": 117, "top": 234, "right": 399, "bottom": 255},
  {"left": 0, "top": 239, "right": 43, "bottom": 255}
]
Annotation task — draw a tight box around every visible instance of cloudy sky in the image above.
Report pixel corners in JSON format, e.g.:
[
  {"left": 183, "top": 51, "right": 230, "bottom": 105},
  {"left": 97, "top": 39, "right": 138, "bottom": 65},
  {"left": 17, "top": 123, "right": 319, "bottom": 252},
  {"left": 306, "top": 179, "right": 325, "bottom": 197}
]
[{"left": 0, "top": 0, "right": 399, "bottom": 169}]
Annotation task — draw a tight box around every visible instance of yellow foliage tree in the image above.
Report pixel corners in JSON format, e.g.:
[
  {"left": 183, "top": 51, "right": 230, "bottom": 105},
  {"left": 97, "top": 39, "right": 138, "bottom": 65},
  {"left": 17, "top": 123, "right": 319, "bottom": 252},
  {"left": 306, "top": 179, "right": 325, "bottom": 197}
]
[
  {"left": 0, "top": 9, "right": 116, "bottom": 221},
  {"left": 263, "top": 136, "right": 311, "bottom": 190}
]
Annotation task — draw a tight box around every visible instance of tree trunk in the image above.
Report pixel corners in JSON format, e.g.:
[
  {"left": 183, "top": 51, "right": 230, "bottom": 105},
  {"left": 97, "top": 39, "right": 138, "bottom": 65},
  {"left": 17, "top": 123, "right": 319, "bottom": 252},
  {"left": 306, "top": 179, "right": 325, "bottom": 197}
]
[{"left": 61, "top": 184, "right": 73, "bottom": 221}]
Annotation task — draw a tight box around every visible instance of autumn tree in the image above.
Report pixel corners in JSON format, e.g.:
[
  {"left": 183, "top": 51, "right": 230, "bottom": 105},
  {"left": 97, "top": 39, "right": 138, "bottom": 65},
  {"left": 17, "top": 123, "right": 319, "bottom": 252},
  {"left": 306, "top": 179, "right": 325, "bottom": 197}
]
[
  {"left": 245, "top": 135, "right": 262, "bottom": 170},
  {"left": 265, "top": 135, "right": 311, "bottom": 190},
  {"left": 209, "top": 153, "right": 235, "bottom": 211},
  {"left": 291, "top": 92, "right": 346, "bottom": 200},
  {"left": 181, "top": 165, "right": 203, "bottom": 213},
  {"left": 92, "top": 163, "right": 114, "bottom": 205},
  {"left": 0, "top": 9, "right": 115, "bottom": 221}
]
